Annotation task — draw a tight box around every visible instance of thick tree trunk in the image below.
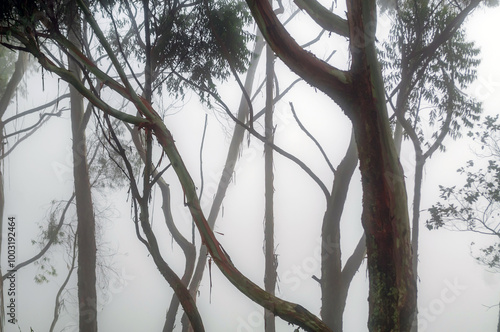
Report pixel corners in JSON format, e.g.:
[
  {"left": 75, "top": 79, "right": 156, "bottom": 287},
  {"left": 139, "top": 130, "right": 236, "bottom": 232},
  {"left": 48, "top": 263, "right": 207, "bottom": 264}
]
[
  {"left": 245, "top": 0, "right": 416, "bottom": 329},
  {"left": 346, "top": 2, "right": 415, "bottom": 330},
  {"left": 351, "top": 92, "right": 415, "bottom": 331},
  {"left": 68, "top": 24, "right": 98, "bottom": 332}
]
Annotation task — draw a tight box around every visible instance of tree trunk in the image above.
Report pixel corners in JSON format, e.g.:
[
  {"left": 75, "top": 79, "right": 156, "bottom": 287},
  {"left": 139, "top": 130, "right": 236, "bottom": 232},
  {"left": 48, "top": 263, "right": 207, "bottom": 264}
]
[
  {"left": 184, "top": 32, "right": 265, "bottom": 332},
  {"left": 244, "top": 0, "right": 416, "bottom": 329},
  {"left": 68, "top": 22, "right": 98, "bottom": 332},
  {"left": 346, "top": 2, "right": 415, "bottom": 330},
  {"left": 497, "top": 300, "right": 500, "bottom": 332},
  {"left": 321, "top": 130, "right": 358, "bottom": 331},
  {"left": 160, "top": 178, "right": 196, "bottom": 332},
  {"left": 0, "top": 168, "right": 4, "bottom": 332},
  {"left": 0, "top": 51, "right": 28, "bottom": 331},
  {"left": 264, "top": 37, "right": 276, "bottom": 332},
  {"left": 409, "top": 154, "right": 424, "bottom": 332}
]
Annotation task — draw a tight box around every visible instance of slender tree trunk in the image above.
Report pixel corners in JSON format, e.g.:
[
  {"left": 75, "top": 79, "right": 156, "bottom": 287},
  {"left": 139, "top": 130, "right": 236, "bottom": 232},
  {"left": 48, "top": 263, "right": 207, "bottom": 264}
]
[
  {"left": 410, "top": 153, "right": 424, "bottom": 332},
  {"left": 497, "top": 300, "right": 500, "bottom": 332},
  {"left": 0, "top": 168, "right": 4, "bottom": 332},
  {"left": 0, "top": 52, "right": 28, "bottom": 119},
  {"left": 183, "top": 32, "right": 265, "bottom": 332},
  {"left": 393, "top": 121, "right": 403, "bottom": 155},
  {"left": 68, "top": 21, "right": 98, "bottom": 332},
  {"left": 0, "top": 52, "right": 27, "bottom": 331},
  {"left": 264, "top": 36, "right": 276, "bottom": 332},
  {"left": 125, "top": 122, "right": 205, "bottom": 332},
  {"left": 160, "top": 179, "right": 196, "bottom": 332},
  {"left": 321, "top": 130, "right": 358, "bottom": 331}
]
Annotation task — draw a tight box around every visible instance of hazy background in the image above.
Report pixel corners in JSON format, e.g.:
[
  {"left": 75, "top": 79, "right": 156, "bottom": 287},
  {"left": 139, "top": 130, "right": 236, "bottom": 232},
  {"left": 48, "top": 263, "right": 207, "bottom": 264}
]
[{"left": 2, "top": 4, "right": 500, "bottom": 332}]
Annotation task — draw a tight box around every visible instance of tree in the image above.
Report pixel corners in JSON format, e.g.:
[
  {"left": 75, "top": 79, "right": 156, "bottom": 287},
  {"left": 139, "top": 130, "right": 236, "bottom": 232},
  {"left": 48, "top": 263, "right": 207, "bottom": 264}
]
[
  {"left": 247, "top": 0, "right": 415, "bottom": 329},
  {"left": 379, "top": 2, "right": 483, "bottom": 329},
  {"left": 0, "top": 45, "right": 67, "bottom": 332},
  {"left": 0, "top": 47, "right": 25, "bottom": 332},
  {"left": 427, "top": 115, "right": 500, "bottom": 330},
  {"left": 244, "top": 0, "right": 494, "bottom": 330},
  {"left": 428, "top": 115, "right": 500, "bottom": 268},
  {"left": 65, "top": 6, "right": 99, "bottom": 330}
]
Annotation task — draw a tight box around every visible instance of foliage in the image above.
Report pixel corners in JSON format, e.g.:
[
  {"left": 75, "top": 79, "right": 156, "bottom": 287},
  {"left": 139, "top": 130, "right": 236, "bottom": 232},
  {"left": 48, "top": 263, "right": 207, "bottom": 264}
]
[
  {"left": 0, "top": 46, "right": 17, "bottom": 93},
  {"left": 379, "top": 0, "right": 482, "bottom": 150},
  {"left": 103, "top": 0, "right": 253, "bottom": 102},
  {"left": 427, "top": 115, "right": 500, "bottom": 270}
]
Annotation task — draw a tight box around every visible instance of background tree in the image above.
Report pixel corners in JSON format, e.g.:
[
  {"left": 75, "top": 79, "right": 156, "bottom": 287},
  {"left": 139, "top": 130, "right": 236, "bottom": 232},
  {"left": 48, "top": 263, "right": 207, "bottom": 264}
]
[
  {"left": 428, "top": 115, "right": 500, "bottom": 268},
  {"left": 0, "top": 45, "right": 69, "bottom": 331},
  {"left": 427, "top": 115, "right": 500, "bottom": 330}
]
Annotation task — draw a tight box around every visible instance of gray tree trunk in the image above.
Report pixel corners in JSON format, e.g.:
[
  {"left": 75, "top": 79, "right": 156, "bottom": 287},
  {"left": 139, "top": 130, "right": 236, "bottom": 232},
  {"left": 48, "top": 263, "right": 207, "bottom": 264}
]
[
  {"left": 0, "top": 51, "right": 28, "bottom": 332},
  {"left": 264, "top": 38, "right": 276, "bottom": 332},
  {"left": 68, "top": 21, "right": 98, "bottom": 332}
]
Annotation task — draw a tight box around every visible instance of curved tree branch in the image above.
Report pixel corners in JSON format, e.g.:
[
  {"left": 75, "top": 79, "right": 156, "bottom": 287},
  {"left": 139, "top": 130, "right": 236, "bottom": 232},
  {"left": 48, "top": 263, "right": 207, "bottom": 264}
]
[{"left": 294, "top": 0, "right": 349, "bottom": 37}]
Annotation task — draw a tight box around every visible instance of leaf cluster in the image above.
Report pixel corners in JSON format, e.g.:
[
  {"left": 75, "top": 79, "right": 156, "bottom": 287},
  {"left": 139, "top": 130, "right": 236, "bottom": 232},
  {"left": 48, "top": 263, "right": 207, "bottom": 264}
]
[
  {"left": 103, "top": 0, "right": 253, "bottom": 102},
  {"left": 379, "top": 0, "right": 482, "bottom": 150},
  {"left": 0, "top": 46, "right": 17, "bottom": 94},
  {"left": 428, "top": 116, "right": 500, "bottom": 269}
]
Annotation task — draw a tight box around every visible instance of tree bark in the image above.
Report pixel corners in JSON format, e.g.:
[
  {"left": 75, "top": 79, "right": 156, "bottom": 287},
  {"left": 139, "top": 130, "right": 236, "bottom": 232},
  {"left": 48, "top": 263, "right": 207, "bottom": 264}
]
[
  {"left": 497, "top": 300, "right": 500, "bottom": 332},
  {"left": 68, "top": 21, "right": 98, "bottom": 332},
  {"left": 264, "top": 35, "right": 277, "bottom": 332},
  {"left": 246, "top": 0, "right": 416, "bottom": 330},
  {"left": 321, "top": 130, "right": 358, "bottom": 331},
  {"left": 346, "top": 3, "right": 416, "bottom": 329}
]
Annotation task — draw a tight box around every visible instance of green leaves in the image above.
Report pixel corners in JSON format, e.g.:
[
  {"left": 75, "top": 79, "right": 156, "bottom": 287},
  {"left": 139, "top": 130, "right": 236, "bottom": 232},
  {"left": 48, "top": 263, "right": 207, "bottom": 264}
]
[
  {"left": 428, "top": 116, "right": 500, "bottom": 269},
  {"left": 379, "top": 0, "right": 482, "bottom": 148},
  {"left": 111, "top": 0, "right": 253, "bottom": 102}
]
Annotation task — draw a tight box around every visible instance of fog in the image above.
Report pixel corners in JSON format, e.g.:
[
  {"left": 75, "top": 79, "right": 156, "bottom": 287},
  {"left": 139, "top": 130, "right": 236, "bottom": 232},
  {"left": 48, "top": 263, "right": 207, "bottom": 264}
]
[{"left": 2, "top": 3, "right": 500, "bottom": 332}]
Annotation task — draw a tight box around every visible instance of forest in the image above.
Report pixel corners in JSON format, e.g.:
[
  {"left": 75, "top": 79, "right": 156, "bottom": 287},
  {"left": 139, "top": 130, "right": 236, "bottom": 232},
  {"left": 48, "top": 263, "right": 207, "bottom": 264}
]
[{"left": 0, "top": 0, "right": 500, "bottom": 331}]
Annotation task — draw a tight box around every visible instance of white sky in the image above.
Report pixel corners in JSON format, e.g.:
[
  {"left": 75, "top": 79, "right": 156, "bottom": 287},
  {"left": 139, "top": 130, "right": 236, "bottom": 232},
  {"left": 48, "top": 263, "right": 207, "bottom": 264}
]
[{"left": 2, "top": 3, "right": 500, "bottom": 332}]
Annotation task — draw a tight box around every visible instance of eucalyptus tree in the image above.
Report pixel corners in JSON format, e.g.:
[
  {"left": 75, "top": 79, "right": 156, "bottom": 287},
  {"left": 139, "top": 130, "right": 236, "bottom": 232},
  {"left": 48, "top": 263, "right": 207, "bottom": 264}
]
[
  {"left": 0, "top": 0, "right": 339, "bottom": 330},
  {"left": 91, "top": 0, "right": 253, "bottom": 330},
  {"left": 379, "top": 2, "right": 483, "bottom": 329},
  {"left": 244, "top": 0, "right": 495, "bottom": 330}
]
